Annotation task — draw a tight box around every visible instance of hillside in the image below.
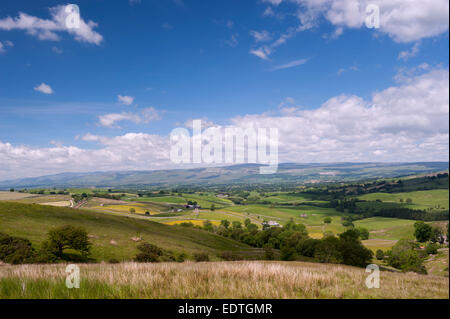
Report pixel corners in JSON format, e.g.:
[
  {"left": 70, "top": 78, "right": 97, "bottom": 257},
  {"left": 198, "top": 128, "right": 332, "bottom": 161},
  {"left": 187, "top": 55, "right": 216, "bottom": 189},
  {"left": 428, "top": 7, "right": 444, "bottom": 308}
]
[
  {"left": 0, "top": 162, "right": 448, "bottom": 188},
  {"left": 0, "top": 261, "right": 447, "bottom": 299},
  {"left": 0, "top": 202, "right": 260, "bottom": 262}
]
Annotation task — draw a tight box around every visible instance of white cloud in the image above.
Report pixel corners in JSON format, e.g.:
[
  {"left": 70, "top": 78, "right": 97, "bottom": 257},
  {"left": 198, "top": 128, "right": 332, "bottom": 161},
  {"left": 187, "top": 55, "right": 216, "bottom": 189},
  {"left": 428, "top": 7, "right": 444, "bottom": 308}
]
[
  {"left": 263, "top": 0, "right": 449, "bottom": 44},
  {"left": 98, "top": 107, "right": 161, "bottom": 127},
  {"left": 52, "top": 46, "right": 63, "bottom": 54},
  {"left": 250, "top": 30, "right": 272, "bottom": 42},
  {"left": 0, "top": 40, "right": 13, "bottom": 53},
  {"left": 34, "top": 83, "right": 53, "bottom": 94},
  {"left": 225, "top": 34, "right": 239, "bottom": 47},
  {"left": 398, "top": 42, "right": 420, "bottom": 61},
  {"left": 263, "top": 0, "right": 283, "bottom": 6},
  {"left": 0, "top": 5, "right": 103, "bottom": 45},
  {"left": 117, "top": 95, "right": 134, "bottom": 105},
  {"left": 271, "top": 58, "right": 308, "bottom": 71},
  {"left": 229, "top": 67, "right": 449, "bottom": 163},
  {"left": 249, "top": 47, "right": 271, "bottom": 60},
  {"left": 0, "top": 68, "right": 447, "bottom": 180}
]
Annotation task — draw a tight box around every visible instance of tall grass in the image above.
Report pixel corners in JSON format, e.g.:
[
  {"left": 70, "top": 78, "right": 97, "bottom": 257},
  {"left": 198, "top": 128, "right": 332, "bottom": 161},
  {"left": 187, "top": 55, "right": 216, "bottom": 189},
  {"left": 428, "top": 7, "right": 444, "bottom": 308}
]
[{"left": 0, "top": 261, "right": 448, "bottom": 299}]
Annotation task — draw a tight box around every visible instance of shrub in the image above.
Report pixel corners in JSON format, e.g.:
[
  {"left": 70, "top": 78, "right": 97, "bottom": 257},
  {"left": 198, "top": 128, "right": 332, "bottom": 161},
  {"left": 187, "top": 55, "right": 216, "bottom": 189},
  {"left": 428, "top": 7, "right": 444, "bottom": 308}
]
[
  {"left": 219, "top": 251, "right": 241, "bottom": 261},
  {"left": 176, "top": 253, "right": 187, "bottom": 262},
  {"left": 323, "top": 217, "right": 332, "bottom": 224},
  {"left": 193, "top": 252, "right": 209, "bottom": 262},
  {"left": 134, "top": 242, "right": 163, "bottom": 262},
  {"left": 0, "top": 233, "right": 36, "bottom": 264},
  {"left": 376, "top": 249, "right": 385, "bottom": 260},
  {"left": 263, "top": 244, "right": 275, "bottom": 260},
  {"left": 425, "top": 243, "right": 439, "bottom": 255}
]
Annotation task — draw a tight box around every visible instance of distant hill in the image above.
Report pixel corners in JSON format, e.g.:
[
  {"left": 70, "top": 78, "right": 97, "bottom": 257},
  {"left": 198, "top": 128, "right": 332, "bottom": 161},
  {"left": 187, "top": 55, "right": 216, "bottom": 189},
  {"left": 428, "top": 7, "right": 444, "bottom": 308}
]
[{"left": 0, "top": 162, "right": 448, "bottom": 189}]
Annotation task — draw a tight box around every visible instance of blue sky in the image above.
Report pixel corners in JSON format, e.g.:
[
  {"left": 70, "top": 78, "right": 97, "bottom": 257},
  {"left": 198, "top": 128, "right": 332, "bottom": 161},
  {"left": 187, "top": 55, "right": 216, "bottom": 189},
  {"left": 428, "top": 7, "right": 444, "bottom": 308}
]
[{"left": 0, "top": 0, "right": 449, "bottom": 179}]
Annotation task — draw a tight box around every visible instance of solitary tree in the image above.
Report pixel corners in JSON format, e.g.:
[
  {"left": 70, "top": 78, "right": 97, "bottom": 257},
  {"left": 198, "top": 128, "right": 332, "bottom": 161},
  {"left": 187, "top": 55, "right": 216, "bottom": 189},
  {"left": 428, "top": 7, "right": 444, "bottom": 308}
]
[
  {"left": 46, "top": 225, "right": 91, "bottom": 258},
  {"left": 413, "top": 221, "right": 433, "bottom": 242},
  {"left": 323, "top": 217, "right": 332, "bottom": 224}
]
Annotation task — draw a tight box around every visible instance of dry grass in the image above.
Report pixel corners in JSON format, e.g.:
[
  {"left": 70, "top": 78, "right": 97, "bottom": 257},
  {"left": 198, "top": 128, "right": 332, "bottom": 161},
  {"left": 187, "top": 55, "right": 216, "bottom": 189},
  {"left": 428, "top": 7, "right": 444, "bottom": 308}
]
[{"left": 0, "top": 261, "right": 447, "bottom": 299}]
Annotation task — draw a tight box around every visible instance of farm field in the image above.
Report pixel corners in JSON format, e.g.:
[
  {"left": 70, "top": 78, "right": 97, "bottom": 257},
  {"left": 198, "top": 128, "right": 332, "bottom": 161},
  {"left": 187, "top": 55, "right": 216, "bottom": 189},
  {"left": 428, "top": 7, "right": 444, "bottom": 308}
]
[
  {"left": 0, "top": 202, "right": 259, "bottom": 262},
  {"left": 0, "top": 261, "right": 447, "bottom": 299},
  {"left": 357, "top": 189, "right": 449, "bottom": 210},
  {"left": 0, "top": 191, "right": 36, "bottom": 200}
]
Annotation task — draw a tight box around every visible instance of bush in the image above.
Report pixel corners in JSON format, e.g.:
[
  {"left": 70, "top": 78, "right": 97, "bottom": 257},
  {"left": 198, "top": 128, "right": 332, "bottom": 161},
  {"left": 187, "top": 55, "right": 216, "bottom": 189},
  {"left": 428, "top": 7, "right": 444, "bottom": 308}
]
[
  {"left": 219, "top": 251, "right": 241, "bottom": 261},
  {"left": 298, "top": 238, "right": 320, "bottom": 257},
  {"left": 376, "top": 249, "right": 385, "bottom": 260},
  {"left": 323, "top": 217, "right": 332, "bottom": 224},
  {"left": 134, "top": 242, "right": 163, "bottom": 262},
  {"left": 193, "top": 252, "right": 209, "bottom": 262},
  {"left": 356, "top": 227, "right": 369, "bottom": 240},
  {"left": 263, "top": 244, "right": 275, "bottom": 260},
  {"left": 176, "top": 253, "right": 187, "bottom": 262},
  {"left": 0, "top": 233, "right": 36, "bottom": 264},
  {"left": 387, "top": 239, "right": 426, "bottom": 274}
]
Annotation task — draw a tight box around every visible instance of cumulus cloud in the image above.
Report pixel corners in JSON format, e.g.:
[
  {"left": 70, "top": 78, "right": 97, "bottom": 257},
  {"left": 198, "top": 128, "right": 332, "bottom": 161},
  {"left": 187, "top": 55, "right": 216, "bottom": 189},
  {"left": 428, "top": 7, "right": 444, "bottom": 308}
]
[
  {"left": 98, "top": 107, "right": 161, "bottom": 127},
  {"left": 260, "top": 0, "right": 449, "bottom": 48},
  {"left": 34, "top": 83, "right": 53, "bottom": 94},
  {"left": 229, "top": 67, "right": 449, "bottom": 163},
  {"left": 0, "top": 68, "right": 447, "bottom": 180},
  {"left": 0, "top": 5, "right": 103, "bottom": 45},
  {"left": 117, "top": 95, "right": 134, "bottom": 105}
]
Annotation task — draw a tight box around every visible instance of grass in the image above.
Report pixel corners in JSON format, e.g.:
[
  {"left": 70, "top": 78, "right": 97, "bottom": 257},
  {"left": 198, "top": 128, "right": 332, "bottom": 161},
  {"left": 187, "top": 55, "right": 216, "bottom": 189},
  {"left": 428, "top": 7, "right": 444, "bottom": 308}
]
[
  {"left": 0, "top": 191, "right": 35, "bottom": 200},
  {"left": 0, "top": 261, "right": 447, "bottom": 299},
  {"left": 357, "top": 189, "right": 449, "bottom": 210},
  {"left": 0, "top": 202, "right": 257, "bottom": 262},
  {"left": 354, "top": 217, "right": 416, "bottom": 241}
]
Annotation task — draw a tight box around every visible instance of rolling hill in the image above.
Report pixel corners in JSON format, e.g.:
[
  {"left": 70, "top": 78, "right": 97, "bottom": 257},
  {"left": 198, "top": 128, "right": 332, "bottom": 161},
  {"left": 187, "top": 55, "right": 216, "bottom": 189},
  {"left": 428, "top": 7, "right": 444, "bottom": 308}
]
[{"left": 0, "top": 162, "right": 448, "bottom": 189}]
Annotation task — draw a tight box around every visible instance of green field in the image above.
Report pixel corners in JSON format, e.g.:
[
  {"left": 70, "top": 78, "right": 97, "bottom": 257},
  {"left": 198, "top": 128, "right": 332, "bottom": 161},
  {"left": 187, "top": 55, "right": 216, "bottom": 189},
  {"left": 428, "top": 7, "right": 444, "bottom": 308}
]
[
  {"left": 0, "top": 202, "right": 260, "bottom": 262},
  {"left": 357, "top": 189, "right": 449, "bottom": 210}
]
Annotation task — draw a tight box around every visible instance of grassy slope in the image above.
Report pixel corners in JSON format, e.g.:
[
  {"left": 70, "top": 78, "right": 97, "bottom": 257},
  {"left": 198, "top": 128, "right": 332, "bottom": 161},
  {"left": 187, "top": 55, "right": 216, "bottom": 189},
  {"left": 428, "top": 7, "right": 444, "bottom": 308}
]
[
  {"left": 0, "top": 261, "right": 447, "bottom": 299},
  {"left": 0, "top": 202, "right": 258, "bottom": 262},
  {"left": 357, "top": 189, "right": 449, "bottom": 210}
]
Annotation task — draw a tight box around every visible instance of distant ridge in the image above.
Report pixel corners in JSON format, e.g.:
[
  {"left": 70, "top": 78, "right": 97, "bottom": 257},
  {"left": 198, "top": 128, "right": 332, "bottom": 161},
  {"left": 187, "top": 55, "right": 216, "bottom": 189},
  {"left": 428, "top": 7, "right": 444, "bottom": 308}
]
[{"left": 1, "top": 162, "right": 448, "bottom": 189}]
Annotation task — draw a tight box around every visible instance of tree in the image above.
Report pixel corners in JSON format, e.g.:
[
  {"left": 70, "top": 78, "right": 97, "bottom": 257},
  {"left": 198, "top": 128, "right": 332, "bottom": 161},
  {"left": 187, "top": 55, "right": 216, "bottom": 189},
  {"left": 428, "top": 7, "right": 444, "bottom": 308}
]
[
  {"left": 406, "top": 198, "right": 413, "bottom": 204},
  {"left": 376, "top": 249, "right": 384, "bottom": 260},
  {"left": 430, "top": 227, "right": 444, "bottom": 244},
  {"left": 413, "top": 221, "right": 433, "bottom": 242},
  {"left": 386, "top": 239, "right": 426, "bottom": 274},
  {"left": 220, "top": 220, "right": 230, "bottom": 229},
  {"left": 314, "top": 236, "right": 341, "bottom": 264},
  {"left": 46, "top": 225, "right": 91, "bottom": 259},
  {"left": 9, "top": 188, "right": 14, "bottom": 192},
  {"left": 0, "top": 233, "right": 36, "bottom": 264},
  {"left": 263, "top": 244, "right": 275, "bottom": 260},
  {"left": 338, "top": 229, "right": 373, "bottom": 267},
  {"left": 129, "top": 208, "right": 136, "bottom": 214},
  {"left": 356, "top": 227, "right": 369, "bottom": 240},
  {"left": 134, "top": 242, "right": 163, "bottom": 262},
  {"left": 210, "top": 204, "right": 216, "bottom": 211},
  {"left": 323, "top": 217, "right": 332, "bottom": 224}
]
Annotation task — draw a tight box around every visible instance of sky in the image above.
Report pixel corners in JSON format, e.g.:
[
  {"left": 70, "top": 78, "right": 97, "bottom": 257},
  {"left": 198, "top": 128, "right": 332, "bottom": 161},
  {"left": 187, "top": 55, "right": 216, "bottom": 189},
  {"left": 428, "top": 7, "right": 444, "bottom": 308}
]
[{"left": 0, "top": 0, "right": 449, "bottom": 180}]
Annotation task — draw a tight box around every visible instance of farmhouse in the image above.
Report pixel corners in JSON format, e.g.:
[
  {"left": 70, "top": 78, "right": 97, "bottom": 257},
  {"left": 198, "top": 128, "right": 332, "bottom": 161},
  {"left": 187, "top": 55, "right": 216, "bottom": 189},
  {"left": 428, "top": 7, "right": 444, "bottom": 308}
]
[{"left": 263, "top": 221, "right": 281, "bottom": 227}]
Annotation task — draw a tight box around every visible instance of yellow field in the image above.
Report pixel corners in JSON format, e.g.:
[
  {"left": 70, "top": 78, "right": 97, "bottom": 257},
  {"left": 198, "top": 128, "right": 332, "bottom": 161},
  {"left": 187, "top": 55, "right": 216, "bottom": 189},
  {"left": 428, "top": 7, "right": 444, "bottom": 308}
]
[
  {"left": 165, "top": 220, "right": 221, "bottom": 226},
  {"left": 0, "top": 191, "right": 35, "bottom": 200},
  {"left": 92, "top": 204, "right": 155, "bottom": 215},
  {"left": 40, "top": 201, "right": 71, "bottom": 207}
]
